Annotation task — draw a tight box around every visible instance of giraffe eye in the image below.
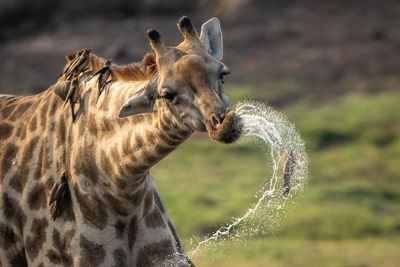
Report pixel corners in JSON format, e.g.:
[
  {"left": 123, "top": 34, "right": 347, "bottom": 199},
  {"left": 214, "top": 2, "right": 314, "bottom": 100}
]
[
  {"left": 219, "top": 70, "right": 230, "bottom": 84},
  {"left": 162, "top": 91, "right": 176, "bottom": 102}
]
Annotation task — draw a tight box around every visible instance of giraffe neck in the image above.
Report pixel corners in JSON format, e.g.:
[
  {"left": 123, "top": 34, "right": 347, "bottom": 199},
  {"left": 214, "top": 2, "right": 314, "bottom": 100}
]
[
  {"left": 68, "top": 75, "right": 193, "bottom": 214},
  {"left": 0, "top": 81, "right": 194, "bottom": 266}
]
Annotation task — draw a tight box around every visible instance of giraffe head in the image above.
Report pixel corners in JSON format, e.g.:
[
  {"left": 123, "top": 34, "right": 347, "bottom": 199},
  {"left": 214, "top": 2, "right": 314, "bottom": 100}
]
[{"left": 119, "top": 16, "right": 242, "bottom": 143}]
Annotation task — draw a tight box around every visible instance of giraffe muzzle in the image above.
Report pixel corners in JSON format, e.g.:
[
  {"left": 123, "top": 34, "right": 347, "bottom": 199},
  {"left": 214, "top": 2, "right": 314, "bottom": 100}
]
[
  {"left": 207, "top": 110, "right": 243, "bottom": 143},
  {"left": 208, "top": 107, "right": 230, "bottom": 130}
]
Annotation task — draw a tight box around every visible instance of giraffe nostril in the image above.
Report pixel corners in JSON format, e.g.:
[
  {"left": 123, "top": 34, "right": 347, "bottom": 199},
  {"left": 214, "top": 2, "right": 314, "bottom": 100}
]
[
  {"left": 210, "top": 107, "right": 231, "bottom": 129},
  {"left": 210, "top": 113, "right": 220, "bottom": 129}
]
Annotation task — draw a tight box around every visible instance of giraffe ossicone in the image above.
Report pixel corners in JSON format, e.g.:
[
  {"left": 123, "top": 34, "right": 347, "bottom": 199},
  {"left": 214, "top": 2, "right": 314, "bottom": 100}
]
[{"left": 0, "top": 16, "right": 242, "bottom": 266}]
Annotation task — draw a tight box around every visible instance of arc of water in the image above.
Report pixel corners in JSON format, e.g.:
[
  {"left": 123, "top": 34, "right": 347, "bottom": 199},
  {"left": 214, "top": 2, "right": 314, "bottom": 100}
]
[{"left": 188, "top": 101, "right": 309, "bottom": 257}]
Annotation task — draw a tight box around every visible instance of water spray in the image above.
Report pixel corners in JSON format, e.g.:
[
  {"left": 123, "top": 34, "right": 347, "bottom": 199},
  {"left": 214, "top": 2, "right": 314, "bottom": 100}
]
[{"left": 188, "top": 100, "right": 309, "bottom": 257}]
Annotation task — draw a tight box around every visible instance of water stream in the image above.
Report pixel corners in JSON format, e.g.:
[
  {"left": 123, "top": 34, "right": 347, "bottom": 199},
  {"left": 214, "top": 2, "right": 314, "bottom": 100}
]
[{"left": 188, "top": 100, "right": 309, "bottom": 258}]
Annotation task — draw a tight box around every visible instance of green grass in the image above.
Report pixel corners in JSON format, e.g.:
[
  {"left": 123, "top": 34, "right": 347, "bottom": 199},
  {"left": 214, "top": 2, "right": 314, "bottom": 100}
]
[
  {"left": 152, "top": 90, "right": 400, "bottom": 266},
  {"left": 151, "top": 138, "right": 268, "bottom": 238},
  {"left": 193, "top": 238, "right": 400, "bottom": 267}
]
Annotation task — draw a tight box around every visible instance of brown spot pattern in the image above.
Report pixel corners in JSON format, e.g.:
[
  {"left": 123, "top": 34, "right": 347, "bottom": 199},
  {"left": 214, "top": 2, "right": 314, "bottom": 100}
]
[
  {"left": 55, "top": 113, "right": 66, "bottom": 147},
  {"left": 15, "top": 123, "right": 26, "bottom": 139},
  {"left": 10, "top": 250, "right": 28, "bottom": 267},
  {"left": 128, "top": 186, "right": 146, "bottom": 206},
  {"left": 23, "top": 136, "right": 39, "bottom": 164},
  {"left": 66, "top": 131, "right": 74, "bottom": 169},
  {"left": 124, "top": 163, "right": 148, "bottom": 176},
  {"left": 2, "top": 194, "right": 27, "bottom": 233},
  {"left": 136, "top": 239, "right": 175, "bottom": 267},
  {"left": 134, "top": 135, "right": 144, "bottom": 152},
  {"left": 159, "top": 133, "right": 180, "bottom": 146},
  {"left": 144, "top": 208, "right": 167, "bottom": 229},
  {"left": 132, "top": 114, "right": 144, "bottom": 124},
  {"left": 9, "top": 177, "right": 23, "bottom": 193},
  {"left": 146, "top": 130, "right": 156, "bottom": 145},
  {"left": 162, "top": 114, "right": 172, "bottom": 125},
  {"left": 88, "top": 113, "right": 97, "bottom": 136},
  {"left": 75, "top": 144, "right": 99, "bottom": 184},
  {"left": 46, "top": 229, "right": 73, "bottom": 265},
  {"left": 40, "top": 100, "right": 49, "bottom": 128},
  {"left": 78, "top": 115, "right": 85, "bottom": 136},
  {"left": 114, "top": 221, "right": 125, "bottom": 239},
  {"left": 74, "top": 185, "right": 108, "bottom": 229},
  {"left": 99, "top": 95, "right": 110, "bottom": 111},
  {"left": 142, "top": 149, "right": 158, "bottom": 164},
  {"left": 25, "top": 218, "right": 48, "bottom": 260},
  {"left": 155, "top": 144, "right": 174, "bottom": 155},
  {"left": 45, "top": 176, "right": 55, "bottom": 192},
  {"left": 79, "top": 234, "right": 106, "bottom": 267},
  {"left": 161, "top": 121, "right": 171, "bottom": 132},
  {"left": 27, "top": 183, "right": 47, "bottom": 210},
  {"left": 29, "top": 115, "right": 37, "bottom": 132},
  {"left": 0, "top": 143, "right": 18, "bottom": 180},
  {"left": 49, "top": 97, "right": 59, "bottom": 116},
  {"left": 127, "top": 153, "right": 137, "bottom": 163},
  {"left": 33, "top": 142, "right": 44, "bottom": 179},
  {"left": 1, "top": 104, "right": 15, "bottom": 119},
  {"left": 110, "top": 146, "right": 120, "bottom": 163},
  {"left": 113, "top": 248, "right": 127, "bottom": 267},
  {"left": 100, "top": 150, "right": 113, "bottom": 177},
  {"left": 0, "top": 122, "right": 13, "bottom": 140},
  {"left": 49, "top": 120, "right": 55, "bottom": 132},
  {"left": 142, "top": 189, "right": 153, "bottom": 217},
  {"left": 101, "top": 117, "right": 114, "bottom": 133},
  {"left": 177, "top": 129, "right": 192, "bottom": 137},
  {"left": 9, "top": 136, "right": 39, "bottom": 192},
  {"left": 41, "top": 137, "right": 52, "bottom": 174},
  {"left": 114, "top": 177, "right": 126, "bottom": 190},
  {"left": 128, "top": 216, "right": 138, "bottom": 250},
  {"left": 122, "top": 134, "right": 132, "bottom": 155},
  {"left": 0, "top": 222, "right": 18, "bottom": 249},
  {"left": 103, "top": 193, "right": 128, "bottom": 216},
  {"left": 10, "top": 101, "right": 32, "bottom": 120},
  {"left": 169, "top": 133, "right": 182, "bottom": 140}
]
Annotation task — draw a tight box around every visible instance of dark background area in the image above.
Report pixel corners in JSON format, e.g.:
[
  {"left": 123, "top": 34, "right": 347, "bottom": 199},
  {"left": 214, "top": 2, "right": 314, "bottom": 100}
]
[{"left": 0, "top": 0, "right": 399, "bottom": 101}]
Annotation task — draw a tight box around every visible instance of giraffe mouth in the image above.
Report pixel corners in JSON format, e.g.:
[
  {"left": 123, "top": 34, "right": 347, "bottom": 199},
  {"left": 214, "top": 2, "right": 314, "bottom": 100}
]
[{"left": 206, "top": 110, "right": 243, "bottom": 143}]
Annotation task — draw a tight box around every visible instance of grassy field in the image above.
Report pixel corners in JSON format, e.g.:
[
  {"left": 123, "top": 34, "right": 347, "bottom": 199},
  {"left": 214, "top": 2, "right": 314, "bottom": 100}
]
[{"left": 152, "top": 88, "right": 400, "bottom": 266}]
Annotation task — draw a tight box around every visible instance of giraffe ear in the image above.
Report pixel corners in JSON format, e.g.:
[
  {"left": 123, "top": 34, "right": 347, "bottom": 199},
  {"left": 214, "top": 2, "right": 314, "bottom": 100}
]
[
  {"left": 118, "top": 88, "right": 156, "bottom": 118},
  {"left": 200, "top": 17, "right": 223, "bottom": 60}
]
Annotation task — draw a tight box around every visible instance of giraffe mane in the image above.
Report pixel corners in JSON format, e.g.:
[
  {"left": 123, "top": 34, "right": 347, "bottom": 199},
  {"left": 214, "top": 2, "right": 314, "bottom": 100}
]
[
  {"left": 63, "top": 50, "right": 158, "bottom": 82},
  {"left": 52, "top": 51, "right": 159, "bottom": 117},
  {"left": 110, "top": 53, "right": 157, "bottom": 81}
]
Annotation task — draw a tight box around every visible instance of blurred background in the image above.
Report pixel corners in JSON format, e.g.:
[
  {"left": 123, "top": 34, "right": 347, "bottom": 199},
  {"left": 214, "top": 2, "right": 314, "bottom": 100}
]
[{"left": 1, "top": 0, "right": 399, "bottom": 266}]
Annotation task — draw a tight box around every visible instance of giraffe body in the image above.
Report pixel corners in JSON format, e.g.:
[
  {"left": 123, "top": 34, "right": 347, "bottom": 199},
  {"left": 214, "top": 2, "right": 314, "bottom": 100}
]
[
  {"left": 0, "top": 17, "right": 241, "bottom": 266},
  {"left": 0, "top": 80, "right": 192, "bottom": 267}
]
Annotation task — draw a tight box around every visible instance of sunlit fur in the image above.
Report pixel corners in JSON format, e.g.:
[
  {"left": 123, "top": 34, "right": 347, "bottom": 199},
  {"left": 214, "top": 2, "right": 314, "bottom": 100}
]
[{"left": 0, "top": 17, "right": 241, "bottom": 267}]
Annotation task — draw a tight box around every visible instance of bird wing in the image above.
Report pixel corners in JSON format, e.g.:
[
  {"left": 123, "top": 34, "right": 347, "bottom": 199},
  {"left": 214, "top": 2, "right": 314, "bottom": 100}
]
[
  {"left": 49, "top": 183, "right": 59, "bottom": 205},
  {"left": 63, "top": 82, "right": 75, "bottom": 108}
]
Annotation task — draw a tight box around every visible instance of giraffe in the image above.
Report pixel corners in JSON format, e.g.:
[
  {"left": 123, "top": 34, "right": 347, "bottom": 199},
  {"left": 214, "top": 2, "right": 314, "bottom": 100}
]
[{"left": 0, "top": 16, "right": 242, "bottom": 266}]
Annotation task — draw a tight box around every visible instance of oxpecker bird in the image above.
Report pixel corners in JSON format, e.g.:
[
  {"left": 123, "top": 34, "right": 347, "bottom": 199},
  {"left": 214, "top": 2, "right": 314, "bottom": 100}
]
[
  {"left": 64, "top": 48, "right": 93, "bottom": 79},
  {"left": 92, "top": 59, "right": 113, "bottom": 101},
  {"left": 282, "top": 150, "right": 296, "bottom": 197},
  {"left": 49, "top": 170, "right": 70, "bottom": 220},
  {"left": 63, "top": 75, "right": 81, "bottom": 121}
]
